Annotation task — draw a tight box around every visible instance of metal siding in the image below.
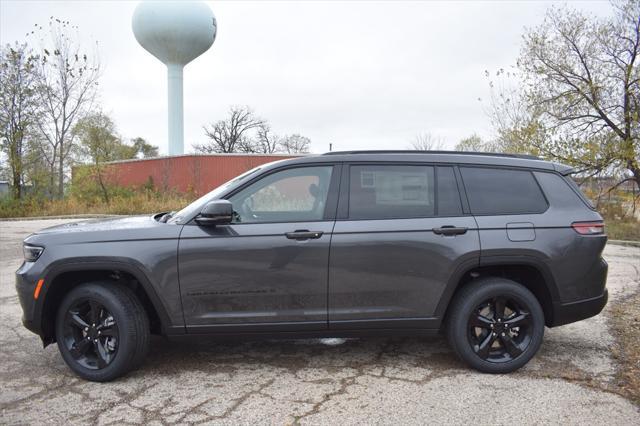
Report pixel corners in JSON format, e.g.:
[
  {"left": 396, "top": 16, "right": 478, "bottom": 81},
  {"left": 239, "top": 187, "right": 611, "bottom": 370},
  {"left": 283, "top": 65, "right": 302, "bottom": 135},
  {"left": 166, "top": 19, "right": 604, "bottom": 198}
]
[{"left": 102, "top": 155, "right": 296, "bottom": 196}]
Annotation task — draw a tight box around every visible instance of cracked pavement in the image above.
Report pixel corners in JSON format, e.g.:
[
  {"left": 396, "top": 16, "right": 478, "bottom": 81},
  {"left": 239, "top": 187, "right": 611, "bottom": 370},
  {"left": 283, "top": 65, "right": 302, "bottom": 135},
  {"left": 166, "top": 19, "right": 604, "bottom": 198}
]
[{"left": 1, "top": 219, "right": 639, "bottom": 425}]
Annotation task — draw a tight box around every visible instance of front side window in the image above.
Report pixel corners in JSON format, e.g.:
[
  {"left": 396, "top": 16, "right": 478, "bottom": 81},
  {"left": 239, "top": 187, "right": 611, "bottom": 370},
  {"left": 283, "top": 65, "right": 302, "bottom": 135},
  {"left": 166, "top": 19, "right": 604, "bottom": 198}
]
[
  {"left": 460, "top": 167, "right": 547, "bottom": 215},
  {"left": 228, "top": 166, "right": 333, "bottom": 223},
  {"left": 349, "top": 165, "right": 435, "bottom": 219}
]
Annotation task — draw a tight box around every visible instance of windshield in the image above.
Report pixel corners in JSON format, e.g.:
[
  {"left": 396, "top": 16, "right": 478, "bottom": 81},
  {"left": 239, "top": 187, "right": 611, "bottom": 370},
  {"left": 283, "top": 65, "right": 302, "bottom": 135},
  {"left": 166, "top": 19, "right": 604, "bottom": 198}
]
[{"left": 167, "top": 165, "right": 264, "bottom": 224}]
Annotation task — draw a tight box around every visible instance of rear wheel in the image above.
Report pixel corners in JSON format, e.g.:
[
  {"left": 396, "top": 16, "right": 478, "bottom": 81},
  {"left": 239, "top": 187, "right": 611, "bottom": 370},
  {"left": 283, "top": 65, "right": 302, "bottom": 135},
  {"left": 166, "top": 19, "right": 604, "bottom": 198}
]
[
  {"left": 55, "top": 282, "right": 149, "bottom": 382},
  {"left": 446, "top": 277, "right": 544, "bottom": 373}
]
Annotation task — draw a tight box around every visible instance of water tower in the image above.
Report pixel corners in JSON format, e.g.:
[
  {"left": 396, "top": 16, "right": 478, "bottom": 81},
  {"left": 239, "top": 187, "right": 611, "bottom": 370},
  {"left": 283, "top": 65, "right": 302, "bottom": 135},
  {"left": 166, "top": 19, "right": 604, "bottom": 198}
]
[{"left": 132, "top": 1, "right": 216, "bottom": 155}]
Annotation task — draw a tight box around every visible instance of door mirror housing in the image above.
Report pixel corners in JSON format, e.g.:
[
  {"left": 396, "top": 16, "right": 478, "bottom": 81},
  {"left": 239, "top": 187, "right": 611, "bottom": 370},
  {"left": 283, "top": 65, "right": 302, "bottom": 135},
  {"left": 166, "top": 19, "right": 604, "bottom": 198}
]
[{"left": 195, "top": 200, "right": 233, "bottom": 226}]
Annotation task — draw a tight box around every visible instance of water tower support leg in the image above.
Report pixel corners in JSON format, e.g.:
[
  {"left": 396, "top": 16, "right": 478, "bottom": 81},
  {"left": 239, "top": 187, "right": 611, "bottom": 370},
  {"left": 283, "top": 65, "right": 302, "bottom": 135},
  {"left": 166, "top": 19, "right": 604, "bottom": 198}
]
[{"left": 167, "top": 64, "right": 184, "bottom": 155}]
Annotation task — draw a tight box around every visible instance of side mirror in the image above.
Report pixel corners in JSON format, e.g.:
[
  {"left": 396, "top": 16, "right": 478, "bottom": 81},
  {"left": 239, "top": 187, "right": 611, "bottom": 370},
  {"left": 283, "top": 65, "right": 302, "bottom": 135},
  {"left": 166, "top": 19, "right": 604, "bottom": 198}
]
[{"left": 195, "top": 200, "right": 233, "bottom": 226}]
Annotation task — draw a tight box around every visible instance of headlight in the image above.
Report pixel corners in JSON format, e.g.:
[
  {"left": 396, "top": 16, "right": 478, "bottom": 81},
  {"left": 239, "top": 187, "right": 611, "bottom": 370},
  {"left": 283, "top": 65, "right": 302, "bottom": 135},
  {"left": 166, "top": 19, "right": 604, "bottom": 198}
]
[{"left": 23, "top": 244, "right": 44, "bottom": 262}]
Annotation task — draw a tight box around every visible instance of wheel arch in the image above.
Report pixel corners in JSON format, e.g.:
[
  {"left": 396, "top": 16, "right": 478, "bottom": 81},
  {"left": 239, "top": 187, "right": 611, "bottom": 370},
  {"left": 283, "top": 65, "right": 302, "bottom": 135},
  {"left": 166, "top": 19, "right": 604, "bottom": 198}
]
[
  {"left": 436, "top": 256, "right": 559, "bottom": 328},
  {"left": 38, "top": 259, "right": 176, "bottom": 345}
]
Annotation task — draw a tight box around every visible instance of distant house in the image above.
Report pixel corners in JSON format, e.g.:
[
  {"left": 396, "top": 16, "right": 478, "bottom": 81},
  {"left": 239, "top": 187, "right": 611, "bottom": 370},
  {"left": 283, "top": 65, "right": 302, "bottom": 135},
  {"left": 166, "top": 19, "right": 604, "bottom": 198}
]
[{"left": 0, "top": 181, "right": 9, "bottom": 198}]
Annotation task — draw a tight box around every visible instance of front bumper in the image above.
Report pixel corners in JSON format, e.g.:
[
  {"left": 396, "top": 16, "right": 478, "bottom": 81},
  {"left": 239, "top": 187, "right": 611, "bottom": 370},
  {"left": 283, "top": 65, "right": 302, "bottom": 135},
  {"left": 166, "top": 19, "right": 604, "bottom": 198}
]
[
  {"left": 15, "top": 262, "right": 42, "bottom": 336},
  {"left": 551, "top": 289, "right": 608, "bottom": 327}
]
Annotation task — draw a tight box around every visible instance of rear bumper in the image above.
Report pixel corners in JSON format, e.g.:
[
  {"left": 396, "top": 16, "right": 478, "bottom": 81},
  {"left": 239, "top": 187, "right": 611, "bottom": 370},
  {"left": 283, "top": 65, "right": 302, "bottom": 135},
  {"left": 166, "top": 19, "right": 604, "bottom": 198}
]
[{"left": 550, "top": 289, "right": 608, "bottom": 327}]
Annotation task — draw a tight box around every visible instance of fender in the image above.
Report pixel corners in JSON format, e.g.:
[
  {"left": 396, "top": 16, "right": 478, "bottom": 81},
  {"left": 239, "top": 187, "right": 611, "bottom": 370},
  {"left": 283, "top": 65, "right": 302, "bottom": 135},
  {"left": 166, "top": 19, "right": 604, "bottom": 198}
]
[
  {"left": 433, "top": 254, "right": 560, "bottom": 324},
  {"left": 37, "top": 257, "right": 184, "bottom": 337}
]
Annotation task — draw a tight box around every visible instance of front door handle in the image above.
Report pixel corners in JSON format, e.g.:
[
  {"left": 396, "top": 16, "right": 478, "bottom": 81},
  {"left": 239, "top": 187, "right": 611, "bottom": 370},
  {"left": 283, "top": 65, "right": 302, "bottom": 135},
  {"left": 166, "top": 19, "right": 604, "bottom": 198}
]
[
  {"left": 433, "top": 226, "right": 468, "bottom": 236},
  {"left": 285, "top": 230, "right": 324, "bottom": 240}
]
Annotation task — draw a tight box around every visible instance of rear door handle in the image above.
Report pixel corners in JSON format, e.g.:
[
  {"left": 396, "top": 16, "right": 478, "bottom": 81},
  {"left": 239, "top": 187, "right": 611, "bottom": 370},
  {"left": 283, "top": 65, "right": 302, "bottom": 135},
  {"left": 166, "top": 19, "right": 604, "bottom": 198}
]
[
  {"left": 433, "top": 226, "right": 468, "bottom": 236},
  {"left": 285, "top": 230, "right": 324, "bottom": 240}
]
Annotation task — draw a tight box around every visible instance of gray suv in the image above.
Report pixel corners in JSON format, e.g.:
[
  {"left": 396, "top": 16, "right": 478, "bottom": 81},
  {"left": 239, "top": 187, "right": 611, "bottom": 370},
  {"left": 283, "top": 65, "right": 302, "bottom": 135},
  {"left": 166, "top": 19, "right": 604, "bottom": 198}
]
[{"left": 16, "top": 151, "right": 608, "bottom": 381}]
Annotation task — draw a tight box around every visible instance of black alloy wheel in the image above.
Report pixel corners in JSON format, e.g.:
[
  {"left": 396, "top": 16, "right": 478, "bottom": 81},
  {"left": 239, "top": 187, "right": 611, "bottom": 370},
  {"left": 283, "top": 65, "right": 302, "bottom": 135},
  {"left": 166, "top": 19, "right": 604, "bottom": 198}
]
[
  {"left": 467, "top": 296, "right": 532, "bottom": 363},
  {"left": 61, "top": 299, "right": 119, "bottom": 369},
  {"left": 446, "top": 277, "right": 545, "bottom": 373},
  {"left": 55, "top": 282, "right": 149, "bottom": 382}
]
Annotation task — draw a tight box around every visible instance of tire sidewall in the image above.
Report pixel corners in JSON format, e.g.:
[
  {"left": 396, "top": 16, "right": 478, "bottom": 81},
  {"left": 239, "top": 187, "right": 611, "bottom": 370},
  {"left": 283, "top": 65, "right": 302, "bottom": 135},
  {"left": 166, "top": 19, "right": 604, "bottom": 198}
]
[
  {"left": 450, "top": 280, "right": 545, "bottom": 373},
  {"left": 55, "top": 284, "right": 137, "bottom": 382}
]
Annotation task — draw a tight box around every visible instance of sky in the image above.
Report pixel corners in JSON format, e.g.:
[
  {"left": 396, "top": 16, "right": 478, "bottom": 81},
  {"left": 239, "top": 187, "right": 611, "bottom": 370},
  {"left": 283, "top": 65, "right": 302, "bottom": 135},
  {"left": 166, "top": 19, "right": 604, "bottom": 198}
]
[{"left": 0, "top": 0, "right": 613, "bottom": 155}]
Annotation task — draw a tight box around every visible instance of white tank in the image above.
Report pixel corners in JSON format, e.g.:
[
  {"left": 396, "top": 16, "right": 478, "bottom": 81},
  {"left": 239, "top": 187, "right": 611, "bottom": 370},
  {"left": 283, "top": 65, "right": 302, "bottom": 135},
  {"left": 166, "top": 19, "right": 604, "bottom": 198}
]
[{"left": 132, "top": 1, "right": 216, "bottom": 155}]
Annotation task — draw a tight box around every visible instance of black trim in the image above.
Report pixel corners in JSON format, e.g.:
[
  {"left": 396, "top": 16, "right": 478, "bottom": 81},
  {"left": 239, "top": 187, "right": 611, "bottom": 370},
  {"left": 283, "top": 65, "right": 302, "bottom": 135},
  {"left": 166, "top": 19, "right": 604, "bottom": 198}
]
[
  {"left": 551, "top": 290, "right": 608, "bottom": 327},
  {"left": 323, "top": 150, "right": 541, "bottom": 160},
  {"left": 323, "top": 163, "right": 342, "bottom": 220},
  {"left": 186, "top": 321, "right": 327, "bottom": 334},
  {"left": 329, "top": 317, "right": 439, "bottom": 330},
  {"left": 453, "top": 165, "right": 471, "bottom": 214},
  {"left": 38, "top": 259, "right": 178, "bottom": 336},
  {"left": 169, "top": 328, "right": 441, "bottom": 342}
]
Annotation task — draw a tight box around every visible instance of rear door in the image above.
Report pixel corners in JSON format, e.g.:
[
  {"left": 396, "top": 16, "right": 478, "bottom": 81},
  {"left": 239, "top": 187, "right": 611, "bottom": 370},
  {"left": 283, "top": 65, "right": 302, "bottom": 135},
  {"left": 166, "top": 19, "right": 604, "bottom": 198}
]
[
  {"left": 178, "top": 164, "right": 339, "bottom": 333},
  {"left": 328, "top": 163, "right": 480, "bottom": 329}
]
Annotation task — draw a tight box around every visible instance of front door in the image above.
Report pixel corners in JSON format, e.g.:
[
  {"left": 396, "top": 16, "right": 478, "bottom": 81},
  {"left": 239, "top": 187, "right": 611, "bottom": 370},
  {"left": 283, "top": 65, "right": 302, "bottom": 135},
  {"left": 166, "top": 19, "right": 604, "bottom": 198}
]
[
  {"left": 328, "top": 164, "right": 480, "bottom": 329},
  {"left": 179, "top": 164, "right": 338, "bottom": 333}
]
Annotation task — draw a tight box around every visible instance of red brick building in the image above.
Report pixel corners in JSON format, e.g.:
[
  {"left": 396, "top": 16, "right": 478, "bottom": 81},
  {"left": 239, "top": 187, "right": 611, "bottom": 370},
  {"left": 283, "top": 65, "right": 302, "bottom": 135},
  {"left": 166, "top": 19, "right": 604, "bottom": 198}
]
[{"left": 102, "top": 154, "right": 299, "bottom": 196}]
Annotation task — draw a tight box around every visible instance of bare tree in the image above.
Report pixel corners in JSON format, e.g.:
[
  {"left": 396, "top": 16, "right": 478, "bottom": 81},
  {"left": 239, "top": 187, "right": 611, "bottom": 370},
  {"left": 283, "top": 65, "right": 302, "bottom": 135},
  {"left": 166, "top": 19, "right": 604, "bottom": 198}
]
[
  {"left": 410, "top": 132, "right": 445, "bottom": 151},
  {"left": 196, "top": 106, "right": 265, "bottom": 153},
  {"left": 32, "top": 17, "right": 100, "bottom": 198},
  {"left": 0, "top": 43, "right": 39, "bottom": 199},
  {"left": 254, "top": 123, "right": 280, "bottom": 153},
  {"left": 280, "top": 134, "right": 310, "bottom": 154}
]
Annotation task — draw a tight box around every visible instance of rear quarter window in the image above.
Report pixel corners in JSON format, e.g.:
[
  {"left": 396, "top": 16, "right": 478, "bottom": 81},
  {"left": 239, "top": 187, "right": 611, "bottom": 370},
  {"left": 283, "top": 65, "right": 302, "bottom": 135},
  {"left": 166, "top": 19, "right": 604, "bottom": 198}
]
[{"left": 460, "top": 167, "right": 547, "bottom": 215}]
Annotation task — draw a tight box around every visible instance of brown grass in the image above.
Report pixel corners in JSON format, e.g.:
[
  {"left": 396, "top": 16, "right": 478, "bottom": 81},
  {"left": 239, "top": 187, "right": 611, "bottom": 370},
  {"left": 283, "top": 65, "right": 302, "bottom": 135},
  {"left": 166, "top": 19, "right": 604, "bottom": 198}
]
[
  {"left": 0, "top": 193, "right": 193, "bottom": 218},
  {"left": 610, "top": 290, "right": 640, "bottom": 406}
]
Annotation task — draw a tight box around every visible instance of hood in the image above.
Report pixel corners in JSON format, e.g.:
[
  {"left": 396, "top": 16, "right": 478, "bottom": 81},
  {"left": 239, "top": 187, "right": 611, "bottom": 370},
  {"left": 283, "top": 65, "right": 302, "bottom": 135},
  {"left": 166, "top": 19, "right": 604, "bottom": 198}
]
[{"left": 34, "top": 215, "right": 158, "bottom": 235}]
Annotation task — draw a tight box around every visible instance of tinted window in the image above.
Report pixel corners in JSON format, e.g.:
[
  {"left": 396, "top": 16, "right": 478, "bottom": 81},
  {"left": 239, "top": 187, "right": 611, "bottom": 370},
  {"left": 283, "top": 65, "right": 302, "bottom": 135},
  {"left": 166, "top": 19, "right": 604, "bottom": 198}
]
[
  {"left": 229, "top": 166, "right": 333, "bottom": 223},
  {"left": 349, "top": 165, "right": 435, "bottom": 219},
  {"left": 461, "top": 167, "right": 547, "bottom": 215},
  {"left": 437, "top": 166, "right": 463, "bottom": 216}
]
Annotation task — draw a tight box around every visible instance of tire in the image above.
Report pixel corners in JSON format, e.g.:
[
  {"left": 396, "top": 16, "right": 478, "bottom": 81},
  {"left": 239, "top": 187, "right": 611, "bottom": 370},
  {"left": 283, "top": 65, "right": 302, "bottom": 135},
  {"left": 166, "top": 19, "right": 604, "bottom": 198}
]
[
  {"left": 55, "top": 282, "right": 150, "bottom": 382},
  {"left": 445, "top": 277, "right": 545, "bottom": 374}
]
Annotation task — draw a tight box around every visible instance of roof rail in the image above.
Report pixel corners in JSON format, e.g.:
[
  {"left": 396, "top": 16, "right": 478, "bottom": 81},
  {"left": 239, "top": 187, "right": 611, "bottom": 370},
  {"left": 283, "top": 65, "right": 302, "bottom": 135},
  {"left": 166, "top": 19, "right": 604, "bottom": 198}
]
[{"left": 321, "top": 150, "right": 541, "bottom": 160}]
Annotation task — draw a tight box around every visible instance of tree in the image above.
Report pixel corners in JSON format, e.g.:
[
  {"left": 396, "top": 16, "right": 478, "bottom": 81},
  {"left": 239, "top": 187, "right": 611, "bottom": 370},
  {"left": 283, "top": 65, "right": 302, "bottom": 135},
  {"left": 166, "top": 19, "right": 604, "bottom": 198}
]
[
  {"left": 33, "top": 17, "right": 100, "bottom": 198},
  {"left": 490, "top": 1, "right": 639, "bottom": 192},
  {"left": 74, "top": 112, "right": 135, "bottom": 202},
  {"left": 0, "top": 43, "right": 39, "bottom": 199},
  {"left": 455, "top": 134, "right": 496, "bottom": 152},
  {"left": 409, "top": 132, "right": 445, "bottom": 151},
  {"left": 254, "top": 123, "right": 280, "bottom": 153},
  {"left": 280, "top": 134, "right": 311, "bottom": 154},
  {"left": 131, "top": 137, "right": 158, "bottom": 158},
  {"left": 195, "top": 106, "right": 265, "bottom": 153}
]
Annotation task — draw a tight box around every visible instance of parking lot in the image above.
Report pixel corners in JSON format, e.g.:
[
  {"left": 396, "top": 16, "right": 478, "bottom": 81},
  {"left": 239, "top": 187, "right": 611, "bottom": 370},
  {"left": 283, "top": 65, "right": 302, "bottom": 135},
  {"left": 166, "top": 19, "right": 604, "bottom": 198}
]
[{"left": 1, "top": 219, "right": 639, "bottom": 425}]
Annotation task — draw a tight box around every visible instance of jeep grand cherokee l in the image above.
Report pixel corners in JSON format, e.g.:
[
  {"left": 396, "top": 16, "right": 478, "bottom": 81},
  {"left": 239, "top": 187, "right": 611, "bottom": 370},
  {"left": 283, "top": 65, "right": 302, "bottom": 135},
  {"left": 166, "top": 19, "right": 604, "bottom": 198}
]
[{"left": 16, "top": 151, "right": 608, "bottom": 381}]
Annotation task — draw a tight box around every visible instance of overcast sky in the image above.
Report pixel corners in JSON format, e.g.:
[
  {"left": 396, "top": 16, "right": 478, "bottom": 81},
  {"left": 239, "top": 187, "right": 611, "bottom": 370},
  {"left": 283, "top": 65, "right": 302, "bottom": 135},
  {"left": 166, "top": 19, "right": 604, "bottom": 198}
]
[{"left": 0, "top": 0, "right": 613, "bottom": 155}]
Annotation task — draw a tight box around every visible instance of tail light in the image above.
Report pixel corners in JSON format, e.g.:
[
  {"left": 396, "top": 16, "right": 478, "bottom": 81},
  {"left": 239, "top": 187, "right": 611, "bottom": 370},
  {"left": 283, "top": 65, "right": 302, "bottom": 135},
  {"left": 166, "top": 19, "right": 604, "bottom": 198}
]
[{"left": 571, "top": 221, "right": 605, "bottom": 235}]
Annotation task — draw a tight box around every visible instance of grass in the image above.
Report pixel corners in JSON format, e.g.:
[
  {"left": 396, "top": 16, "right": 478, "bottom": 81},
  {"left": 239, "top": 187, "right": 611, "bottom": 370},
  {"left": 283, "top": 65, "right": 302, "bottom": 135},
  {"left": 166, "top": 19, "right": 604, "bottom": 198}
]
[
  {"left": 610, "top": 289, "right": 640, "bottom": 406},
  {"left": 0, "top": 192, "right": 193, "bottom": 218},
  {"left": 606, "top": 219, "right": 640, "bottom": 241}
]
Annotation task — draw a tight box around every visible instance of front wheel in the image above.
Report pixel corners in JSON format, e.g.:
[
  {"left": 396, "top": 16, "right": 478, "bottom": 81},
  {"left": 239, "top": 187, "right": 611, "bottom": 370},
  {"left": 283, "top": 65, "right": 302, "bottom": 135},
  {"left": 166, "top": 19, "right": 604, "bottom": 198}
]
[
  {"left": 446, "top": 277, "right": 545, "bottom": 373},
  {"left": 55, "top": 282, "right": 149, "bottom": 382}
]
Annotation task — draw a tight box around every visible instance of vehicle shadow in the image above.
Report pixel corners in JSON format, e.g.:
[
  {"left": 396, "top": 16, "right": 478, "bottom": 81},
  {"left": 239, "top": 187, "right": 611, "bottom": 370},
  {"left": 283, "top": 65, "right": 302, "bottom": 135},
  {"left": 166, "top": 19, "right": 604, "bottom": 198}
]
[{"left": 140, "top": 334, "right": 463, "bottom": 376}]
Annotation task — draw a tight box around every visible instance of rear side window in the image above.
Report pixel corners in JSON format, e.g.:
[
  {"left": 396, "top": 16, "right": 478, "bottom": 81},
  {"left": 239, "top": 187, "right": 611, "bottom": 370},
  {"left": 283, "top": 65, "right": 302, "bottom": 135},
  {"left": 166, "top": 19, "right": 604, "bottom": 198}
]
[
  {"left": 349, "top": 165, "right": 435, "bottom": 219},
  {"left": 460, "top": 167, "right": 547, "bottom": 215}
]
